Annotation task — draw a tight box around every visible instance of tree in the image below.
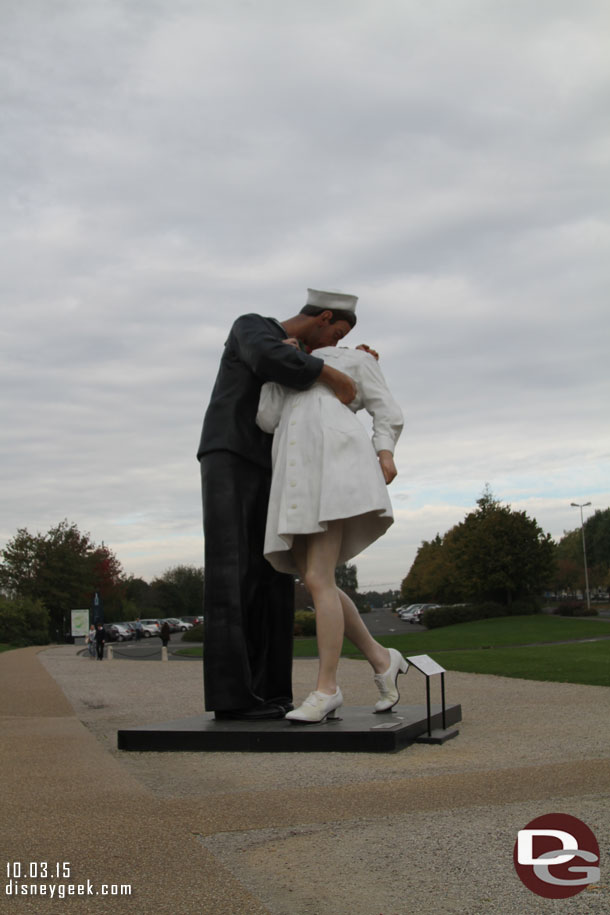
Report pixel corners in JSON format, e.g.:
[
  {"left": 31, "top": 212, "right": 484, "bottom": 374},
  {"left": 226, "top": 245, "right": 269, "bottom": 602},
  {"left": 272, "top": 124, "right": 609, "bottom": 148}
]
[
  {"left": 335, "top": 562, "right": 358, "bottom": 592},
  {"left": 335, "top": 562, "right": 369, "bottom": 610},
  {"left": 584, "top": 508, "right": 610, "bottom": 569},
  {"left": 358, "top": 588, "right": 401, "bottom": 609},
  {"left": 579, "top": 508, "right": 610, "bottom": 591},
  {"left": 150, "top": 565, "right": 204, "bottom": 617},
  {"left": 0, "top": 528, "right": 39, "bottom": 599},
  {"left": 451, "top": 491, "right": 555, "bottom": 604},
  {"left": 401, "top": 489, "right": 555, "bottom": 606},
  {"left": 0, "top": 520, "right": 124, "bottom": 637},
  {"left": 90, "top": 543, "right": 125, "bottom": 617},
  {"left": 554, "top": 507, "right": 610, "bottom": 593},
  {"left": 400, "top": 534, "right": 456, "bottom": 604},
  {"left": 0, "top": 595, "right": 49, "bottom": 646},
  {"left": 553, "top": 557, "right": 582, "bottom": 594},
  {"left": 124, "top": 576, "right": 156, "bottom": 614}
]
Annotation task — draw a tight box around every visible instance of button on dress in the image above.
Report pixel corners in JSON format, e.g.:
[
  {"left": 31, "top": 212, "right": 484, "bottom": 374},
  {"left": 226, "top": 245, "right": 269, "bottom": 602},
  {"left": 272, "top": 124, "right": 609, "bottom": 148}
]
[{"left": 256, "top": 346, "right": 403, "bottom": 574}]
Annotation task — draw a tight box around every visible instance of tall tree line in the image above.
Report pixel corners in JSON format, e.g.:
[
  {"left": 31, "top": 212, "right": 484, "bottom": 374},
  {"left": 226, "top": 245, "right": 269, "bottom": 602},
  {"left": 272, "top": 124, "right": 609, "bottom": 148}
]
[
  {"left": 0, "top": 519, "right": 204, "bottom": 637},
  {"left": 553, "top": 507, "right": 610, "bottom": 594}
]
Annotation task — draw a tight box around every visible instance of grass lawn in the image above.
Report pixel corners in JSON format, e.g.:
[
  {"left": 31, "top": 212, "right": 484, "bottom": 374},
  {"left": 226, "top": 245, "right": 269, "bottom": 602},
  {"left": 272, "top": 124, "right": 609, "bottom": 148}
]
[
  {"left": 292, "top": 615, "right": 610, "bottom": 686},
  {"left": 293, "top": 614, "right": 610, "bottom": 657},
  {"left": 176, "top": 615, "right": 610, "bottom": 685},
  {"left": 430, "top": 640, "right": 610, "bottom": 686},
  {"left": 177, "top": 645, "right": 204, "bottom": 657},
  {"left": 0, "top": 644, "right": 12, "bottom": 654}
]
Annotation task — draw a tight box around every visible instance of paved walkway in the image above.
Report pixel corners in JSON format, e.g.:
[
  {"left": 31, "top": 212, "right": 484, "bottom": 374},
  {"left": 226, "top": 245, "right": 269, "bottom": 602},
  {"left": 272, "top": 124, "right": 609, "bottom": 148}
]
[{"left": 1, "top": 645, "right": 609, "bottom": 914}]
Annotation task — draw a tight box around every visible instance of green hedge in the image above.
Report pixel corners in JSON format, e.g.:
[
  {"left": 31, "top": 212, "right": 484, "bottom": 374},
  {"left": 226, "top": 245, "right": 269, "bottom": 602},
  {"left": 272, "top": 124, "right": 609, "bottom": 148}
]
[
  {"left": 294, "top": 610, "right": 316, "bottom": 637},
  {"left": 552, "top": 602, "right": 598, "bottom": 617},
  {"left": 181, "top": 623, "right": 204, "bottom": 642},
  {"left": 421, "top": 600, "right": 539, "bottom": 629},
  {"left": 0, "top": 596, "right": 50, "bottom": 646}
]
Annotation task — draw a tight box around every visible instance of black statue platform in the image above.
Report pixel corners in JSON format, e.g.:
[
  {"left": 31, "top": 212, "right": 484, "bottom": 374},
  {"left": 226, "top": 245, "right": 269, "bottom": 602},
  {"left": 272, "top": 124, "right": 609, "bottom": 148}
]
[{"left": 117, "top": 702, "right": 461, "bottom": 753}]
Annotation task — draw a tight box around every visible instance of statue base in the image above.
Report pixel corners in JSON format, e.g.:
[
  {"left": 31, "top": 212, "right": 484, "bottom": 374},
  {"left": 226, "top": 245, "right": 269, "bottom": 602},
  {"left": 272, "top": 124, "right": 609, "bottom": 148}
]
[{"left": 117, "top": 703, "right": 461, "bottom": 753}]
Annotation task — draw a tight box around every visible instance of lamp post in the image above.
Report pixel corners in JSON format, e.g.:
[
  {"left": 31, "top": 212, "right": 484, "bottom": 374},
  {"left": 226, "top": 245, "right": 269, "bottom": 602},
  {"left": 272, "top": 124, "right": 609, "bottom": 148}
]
[{"left": 570, "top": 502, "right": 592, "bottom": 610}]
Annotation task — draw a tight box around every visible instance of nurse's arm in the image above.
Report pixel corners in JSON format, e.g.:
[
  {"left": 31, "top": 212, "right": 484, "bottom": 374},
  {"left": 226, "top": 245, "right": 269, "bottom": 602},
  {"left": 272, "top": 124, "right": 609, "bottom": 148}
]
[{"left": 318, "top": 363, "right": 357, "bottom": 405}]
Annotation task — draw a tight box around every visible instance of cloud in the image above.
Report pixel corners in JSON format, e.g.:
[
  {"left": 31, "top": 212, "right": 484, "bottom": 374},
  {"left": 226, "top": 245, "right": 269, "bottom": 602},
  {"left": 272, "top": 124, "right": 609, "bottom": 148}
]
[{"left": 1, "top": 0, "right": 608, "bottom": 589}]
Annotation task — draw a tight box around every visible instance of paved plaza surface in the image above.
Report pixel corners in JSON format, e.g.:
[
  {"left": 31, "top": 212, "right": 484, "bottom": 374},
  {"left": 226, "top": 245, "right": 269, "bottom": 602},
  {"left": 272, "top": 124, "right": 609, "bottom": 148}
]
[{"left": 1, "top": 644, "right": 609, "bottom": 914}]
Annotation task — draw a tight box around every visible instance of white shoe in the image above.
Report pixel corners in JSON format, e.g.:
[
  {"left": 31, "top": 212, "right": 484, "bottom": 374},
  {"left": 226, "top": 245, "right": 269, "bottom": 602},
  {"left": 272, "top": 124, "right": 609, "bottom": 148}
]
[
  {"left": 374, "top": 649, "right": 408, "bottom": 713},
  {"left": 285, "top": 688, "right": 343, "bottom": 724}
]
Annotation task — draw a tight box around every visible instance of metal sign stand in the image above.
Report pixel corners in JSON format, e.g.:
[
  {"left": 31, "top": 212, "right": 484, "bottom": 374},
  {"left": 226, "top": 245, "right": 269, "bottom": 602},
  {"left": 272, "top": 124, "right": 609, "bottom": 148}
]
[{"left": 406, "top": 654, "right": 460, "bottom": 744}]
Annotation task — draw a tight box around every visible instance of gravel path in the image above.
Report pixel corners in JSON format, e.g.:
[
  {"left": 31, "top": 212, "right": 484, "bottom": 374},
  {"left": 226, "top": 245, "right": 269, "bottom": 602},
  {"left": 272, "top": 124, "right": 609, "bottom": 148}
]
[{"left": 32, "top": 646, "right": 610, "bottom": 914}]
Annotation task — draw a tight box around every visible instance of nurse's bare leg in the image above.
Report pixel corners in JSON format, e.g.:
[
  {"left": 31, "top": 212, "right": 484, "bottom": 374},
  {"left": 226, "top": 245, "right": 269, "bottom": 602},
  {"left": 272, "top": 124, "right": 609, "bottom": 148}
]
[
  {"left": 292, "top": 521, "right": 344, "bottom": 695},
  {"left": 338, "top": 589, "right": 391, "bottom": 674},
  {"left": 291, "top": 539, "right": 391, "bottom": 680},
  {"left": 292, "top": 537, "right": 406, "bottom": 713}
]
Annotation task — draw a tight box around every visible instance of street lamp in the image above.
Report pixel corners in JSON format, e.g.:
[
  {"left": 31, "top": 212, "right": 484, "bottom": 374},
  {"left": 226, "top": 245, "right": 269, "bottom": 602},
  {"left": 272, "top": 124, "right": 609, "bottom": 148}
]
[{"left": 570, "top": 502, "right": 592, "bottom": 610}]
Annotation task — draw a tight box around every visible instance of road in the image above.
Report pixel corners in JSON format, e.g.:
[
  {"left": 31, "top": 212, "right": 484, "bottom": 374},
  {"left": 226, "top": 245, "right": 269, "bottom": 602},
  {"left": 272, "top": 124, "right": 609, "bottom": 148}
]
[
  {"left": 81, "top": 607, "right": 610, "bottom": 662},
  {"left": 76, "top": 608, "right": 423, "bottom": 661}
]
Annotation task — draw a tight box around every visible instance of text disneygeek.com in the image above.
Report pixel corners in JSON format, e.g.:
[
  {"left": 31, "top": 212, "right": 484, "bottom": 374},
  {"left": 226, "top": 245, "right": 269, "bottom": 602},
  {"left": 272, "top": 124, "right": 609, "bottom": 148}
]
[{"left": 5, "top": 862, "right": 132, "bottom": 899}]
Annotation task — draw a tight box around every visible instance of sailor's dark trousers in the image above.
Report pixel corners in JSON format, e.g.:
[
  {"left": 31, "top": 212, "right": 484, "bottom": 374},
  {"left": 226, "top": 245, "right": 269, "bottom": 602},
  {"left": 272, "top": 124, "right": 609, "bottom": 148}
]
[{"left": 200, "top": 452, "right": 295, "bottom": 711}]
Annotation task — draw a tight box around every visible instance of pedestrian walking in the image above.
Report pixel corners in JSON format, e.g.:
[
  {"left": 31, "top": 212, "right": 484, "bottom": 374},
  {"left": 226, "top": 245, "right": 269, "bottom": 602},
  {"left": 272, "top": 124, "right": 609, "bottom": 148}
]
[
  {"left": 161, "top": 621, "right": 171, "bottom": 648},
  {"left": 94, "top": 624, "right": 105, "bottom": 660},
  {"left": 86, "top": 624, "right": 96, "bottom": 659}
]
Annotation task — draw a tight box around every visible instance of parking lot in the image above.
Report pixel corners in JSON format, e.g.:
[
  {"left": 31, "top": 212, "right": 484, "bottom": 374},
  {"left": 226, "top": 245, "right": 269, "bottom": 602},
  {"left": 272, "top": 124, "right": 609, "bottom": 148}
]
[{"left": 77, "top": 607, "right": 427, "bottom": 661}]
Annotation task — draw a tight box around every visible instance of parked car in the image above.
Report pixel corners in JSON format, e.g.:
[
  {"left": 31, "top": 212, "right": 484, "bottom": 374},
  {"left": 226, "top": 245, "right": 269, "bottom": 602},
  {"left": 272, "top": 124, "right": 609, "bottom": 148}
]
[
  {"left": 403, "top": 611, "right": 424, "bottom": 624},
  {"left": 102, "top": 624, "right": 121, "bottom": 642},
  {"left": 109, "top": 622, "right": 134, "bottom": 641},
  {"left": 180, "top": 616, "right": 203, "bottom": 627},
  {"left": 162, "top": 617, "right": 192, "bottom": 632},
  {"left": 397, "top": 604, "right": 424, "bottom": 620},
  {"left": 408, "top": 603, "right": 441, "bottom": 624},
  {"left": 138, "top": 619, "right": 161, "bottom": 638},
  {"left": 398, "top": 603, "right": 440, "bottom": 624}
]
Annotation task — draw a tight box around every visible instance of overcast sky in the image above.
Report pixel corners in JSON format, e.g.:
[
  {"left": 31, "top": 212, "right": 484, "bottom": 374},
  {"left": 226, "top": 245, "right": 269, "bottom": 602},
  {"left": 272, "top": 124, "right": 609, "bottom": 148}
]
[{"left": 2, "top": 0, "right": 609, "bottom": 592}]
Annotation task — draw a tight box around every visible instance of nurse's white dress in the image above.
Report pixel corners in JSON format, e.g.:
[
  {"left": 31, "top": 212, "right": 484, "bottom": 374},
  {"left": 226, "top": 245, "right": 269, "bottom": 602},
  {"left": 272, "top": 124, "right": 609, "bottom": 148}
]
[{"left": 256, "top": 346, "right": 403, "bottom": 574}]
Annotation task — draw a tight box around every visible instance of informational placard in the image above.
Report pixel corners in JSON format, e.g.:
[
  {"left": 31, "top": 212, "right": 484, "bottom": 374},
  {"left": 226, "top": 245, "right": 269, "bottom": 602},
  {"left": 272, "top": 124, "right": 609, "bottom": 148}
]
[
  {"left": 71, "top": 609, "right": 90, "bottom": 638},
  {"left": 406, "top": 654, "right": 446, "bottom": 676}
]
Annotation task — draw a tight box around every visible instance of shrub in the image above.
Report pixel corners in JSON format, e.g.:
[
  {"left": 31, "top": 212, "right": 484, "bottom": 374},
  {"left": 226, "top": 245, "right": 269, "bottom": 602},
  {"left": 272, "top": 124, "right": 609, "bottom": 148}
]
[
  {"left": 181, "top": 623, "right": 204, "bottom": 641},
  {"left": 421, "top": 602, "right": 506, "bottom": 629},
  {"left": 294, "top": 610, "right": 316, "bottom": 637},
  {"left": 506, "top": 598, "right": 541, "bottom": 616},
  {"left": 0, "top": 596, "right": 50, "bottom": 646},
  {"left": 552, "top": 602, "right": 598, "bottom": 617},
  {"left": 421, "top": 599, "right": 542, "bottom": 629}
]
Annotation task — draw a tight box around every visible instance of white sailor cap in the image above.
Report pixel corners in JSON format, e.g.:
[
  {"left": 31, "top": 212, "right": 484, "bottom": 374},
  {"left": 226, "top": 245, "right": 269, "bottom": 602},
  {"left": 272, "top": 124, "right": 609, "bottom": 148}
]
[{"left": 306, "top": 288, "right": 358, "bottom": 313}]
